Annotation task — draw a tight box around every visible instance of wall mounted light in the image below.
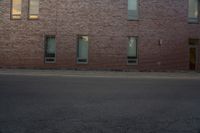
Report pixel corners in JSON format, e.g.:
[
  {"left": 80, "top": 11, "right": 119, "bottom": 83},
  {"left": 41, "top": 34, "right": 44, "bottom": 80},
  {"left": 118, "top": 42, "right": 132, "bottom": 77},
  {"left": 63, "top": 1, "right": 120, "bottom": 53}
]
[{"left": 159, "top": 39, "right": 163, "bottom": 46}]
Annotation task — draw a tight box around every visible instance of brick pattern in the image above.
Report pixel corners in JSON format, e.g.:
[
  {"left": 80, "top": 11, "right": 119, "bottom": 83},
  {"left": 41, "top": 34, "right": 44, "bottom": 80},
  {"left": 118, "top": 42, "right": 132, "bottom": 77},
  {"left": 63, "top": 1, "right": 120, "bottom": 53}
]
[{"left": 0, "top": 0, "right": 199, "bottom": 71}]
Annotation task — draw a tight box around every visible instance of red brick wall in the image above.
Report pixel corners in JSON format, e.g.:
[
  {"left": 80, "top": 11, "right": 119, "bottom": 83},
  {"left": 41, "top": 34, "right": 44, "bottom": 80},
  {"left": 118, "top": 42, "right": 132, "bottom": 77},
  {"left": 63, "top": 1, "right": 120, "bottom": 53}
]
[{"left": 0, "top": 0, "right": 199, "bottom": 71}]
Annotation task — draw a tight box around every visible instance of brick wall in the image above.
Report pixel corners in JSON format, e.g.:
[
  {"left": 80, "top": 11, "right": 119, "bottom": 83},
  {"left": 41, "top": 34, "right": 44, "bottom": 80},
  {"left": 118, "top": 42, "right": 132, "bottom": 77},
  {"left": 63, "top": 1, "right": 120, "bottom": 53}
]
[{"left": 0, "top": 0, "right": 199, "bottom": 71}]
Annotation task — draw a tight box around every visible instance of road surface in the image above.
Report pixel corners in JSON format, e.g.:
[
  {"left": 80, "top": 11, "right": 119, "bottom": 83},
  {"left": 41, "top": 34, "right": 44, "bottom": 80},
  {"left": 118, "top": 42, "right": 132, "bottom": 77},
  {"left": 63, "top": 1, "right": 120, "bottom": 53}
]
[{"left": 0, "top": 72, "right": 200, "bottom": 133}]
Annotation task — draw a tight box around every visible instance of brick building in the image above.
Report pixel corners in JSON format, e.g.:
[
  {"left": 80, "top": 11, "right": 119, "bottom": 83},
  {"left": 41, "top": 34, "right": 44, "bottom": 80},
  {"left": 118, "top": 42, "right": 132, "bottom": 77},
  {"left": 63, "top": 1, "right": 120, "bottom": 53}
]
[{"left": 0, "top": 0, "right": 199, "bottom": 71}]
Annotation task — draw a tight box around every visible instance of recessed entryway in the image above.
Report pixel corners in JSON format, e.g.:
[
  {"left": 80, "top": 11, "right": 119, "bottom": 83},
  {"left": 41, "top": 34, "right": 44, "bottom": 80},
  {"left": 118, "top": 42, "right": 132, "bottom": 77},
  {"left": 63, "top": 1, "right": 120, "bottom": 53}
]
[
  {"left": 189, "top": 47, "right": 197, "bottom": 70},
  {"left": 189, "top": 39, "right": 199, "bottom": 71}
]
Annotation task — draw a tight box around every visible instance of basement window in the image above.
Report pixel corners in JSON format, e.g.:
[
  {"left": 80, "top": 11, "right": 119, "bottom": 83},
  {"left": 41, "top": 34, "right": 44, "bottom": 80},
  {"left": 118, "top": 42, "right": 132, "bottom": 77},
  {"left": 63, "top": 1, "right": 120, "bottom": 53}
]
[
  {"left": 188, "top": 0, "right": 199, "bottom": 23},
  {"left": 28, "top": 0, "right": 39, "bottom": 19},
  {"left": 128, "top": 0, "right": 139, "bottom": 20},
  {"left": 77, "top": 36, "right": 89, "bottom": 64},
  {"left": 45, "top": 36, "right": 56, "bottom": 63},
  {"left": 11, "top": 0, "right": 22, "bottom": 19},
  {"left": 127, "top": 37, "right": 138, "bottom": 65}
]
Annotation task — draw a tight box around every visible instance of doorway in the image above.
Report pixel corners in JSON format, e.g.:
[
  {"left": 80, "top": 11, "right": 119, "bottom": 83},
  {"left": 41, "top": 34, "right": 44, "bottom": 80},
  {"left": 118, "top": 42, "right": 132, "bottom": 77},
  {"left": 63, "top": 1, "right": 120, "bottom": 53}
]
[
  {"left": 189, "top": 39, "right": 199, "bottom": 71},
  {"left": 189, "top": 47, "right": 197, "bottom": 70}
]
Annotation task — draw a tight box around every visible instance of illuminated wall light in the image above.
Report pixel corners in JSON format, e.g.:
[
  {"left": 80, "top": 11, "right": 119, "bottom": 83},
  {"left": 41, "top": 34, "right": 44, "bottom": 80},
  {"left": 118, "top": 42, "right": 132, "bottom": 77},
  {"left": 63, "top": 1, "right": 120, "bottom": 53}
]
[{"left": 159, "top": 39, "right": 163, "bottom": 46}]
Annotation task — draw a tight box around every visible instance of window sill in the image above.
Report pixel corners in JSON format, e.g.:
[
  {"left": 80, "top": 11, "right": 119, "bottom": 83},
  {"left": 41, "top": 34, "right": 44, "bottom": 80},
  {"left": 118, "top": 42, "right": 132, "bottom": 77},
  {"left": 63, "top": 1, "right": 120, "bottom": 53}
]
[
  {"left": 188, "top": 22, "right": 199, "bottom": 24},
  {"left": 77, "top": 58, "right": 88, "bottom": 64},
  {"left": 28, "top": 18, "right": 39, "bottom": 20},
  {"left": 77, "top": 62, "right": 88, "bottom": 65},
  {"left": 45, "top": 62, "right": 56, "bottom": 64},
  {"left": 128, "top": 19, "right": 139, "bottom": 21},
  {"left": 127, "top": 59, "right": 138, "bottom": 65},
  {"left": 127, "top": 63, "right": 138, "bottom": 66},
  {"left": 45, "top": 57, "right": 56, "bottom": 64},
  {"left": 10, "top": 18, "right": 22, "bottom": 20}
]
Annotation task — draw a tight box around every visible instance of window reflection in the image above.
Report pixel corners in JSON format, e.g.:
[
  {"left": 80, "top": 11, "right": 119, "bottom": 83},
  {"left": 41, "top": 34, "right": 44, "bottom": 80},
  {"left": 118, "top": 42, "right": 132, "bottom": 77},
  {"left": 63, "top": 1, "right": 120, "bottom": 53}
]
[
  {"left": 188, "top": 0, "right": 199, "bottom": 23},
  {"left": 77, "top": 36, "right": 89, "bottom": 64},
  {"left": 128, "top": 0, "right": 138, "bottom": 20},
  {"left": 127, "top": 37, "right": 138, "bottom": 64},
  {"left": 12, "top": 0, "right": 22, "bottom": 19},
  {"left": 29, "top": 0, "right": 39, "bottom": 19}
]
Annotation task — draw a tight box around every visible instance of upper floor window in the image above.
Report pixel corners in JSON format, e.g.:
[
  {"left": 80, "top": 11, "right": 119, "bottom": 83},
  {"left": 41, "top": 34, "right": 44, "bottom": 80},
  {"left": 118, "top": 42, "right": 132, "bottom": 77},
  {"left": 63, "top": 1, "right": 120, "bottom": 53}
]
[
  {"left": 28, "top": 0, "right": 39, "bottom": 19},
  {"left": 11, "top": 0, "right": 22, "bottom": 19},
  {"left": 188, "top": 0, "right": 199, "bottom": 23},
  {"left": 128, "top": 0, "right": 138, "bottom": 20}
]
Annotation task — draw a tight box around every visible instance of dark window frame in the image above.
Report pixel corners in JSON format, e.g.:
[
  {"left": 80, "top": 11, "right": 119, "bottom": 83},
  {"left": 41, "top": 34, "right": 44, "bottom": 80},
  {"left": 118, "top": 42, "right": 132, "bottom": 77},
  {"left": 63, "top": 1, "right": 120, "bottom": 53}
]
[
  {"left": 188, "top": 39, "right": 199, "bottom": 70},
  {"left": 10, "top": 0, "right": 22, "bottom": 20},
  {"left": 77, "top": 35, "right": 89, "bottom": 64},
  {"left": 188, "top": 0, "right": 200, "bottom": 24},
  {"left": 44, "top": 35, "right": 56, "bottom": 64},
  {"left": 189, "top": 38, "right": 199, "bottom": 45},
  {"left": 28, "top": 0, "right": 39, "bottom": 20},
  {"left": 127, "top": 36, "right": 139, "bottom": 65},
  {"left": 128, "top": 0, "right": 139, "bottom": 21}
]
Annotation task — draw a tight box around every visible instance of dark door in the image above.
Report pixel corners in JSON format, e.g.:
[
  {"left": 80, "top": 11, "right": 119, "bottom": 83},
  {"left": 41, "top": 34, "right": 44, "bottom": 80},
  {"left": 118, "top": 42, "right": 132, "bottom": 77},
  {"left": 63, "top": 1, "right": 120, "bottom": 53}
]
[{"left": 189, "top": 47, "right": 196, "bottom": 70}]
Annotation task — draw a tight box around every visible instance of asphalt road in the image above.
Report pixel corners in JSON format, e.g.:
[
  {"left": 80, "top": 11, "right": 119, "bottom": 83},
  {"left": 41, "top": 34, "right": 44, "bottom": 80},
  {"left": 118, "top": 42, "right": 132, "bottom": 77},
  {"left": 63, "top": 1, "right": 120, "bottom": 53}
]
[{"left": 0, "top": 74, "right": 200, "bottom": 133}]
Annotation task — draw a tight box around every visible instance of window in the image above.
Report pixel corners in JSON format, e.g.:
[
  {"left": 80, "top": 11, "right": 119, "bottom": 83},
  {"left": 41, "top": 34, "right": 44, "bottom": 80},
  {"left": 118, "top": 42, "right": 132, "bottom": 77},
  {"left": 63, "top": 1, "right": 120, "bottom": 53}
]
[
  {"left": 45, "top": 36, "right": 56, "bottom": 63},
  {"left": 11, "top": 0, "right": 22, "bottom": 19},
  {"left": 128, "top": 0, "right": 138, "bottom": 20},
  {"left": 188, "top": 0, "right": 199, "bottom": 23},
  {"left": 77, "top": 36, "right": 89, "bottom": 64},
  {"left": 28, "top": 0, "right": 39, "bottom": 19},
  {"left": 127, "top": 37, "right": 138, "bottom": 64},
  {"left": 189, "top": 38, "right": 199, "bottom": 45}
]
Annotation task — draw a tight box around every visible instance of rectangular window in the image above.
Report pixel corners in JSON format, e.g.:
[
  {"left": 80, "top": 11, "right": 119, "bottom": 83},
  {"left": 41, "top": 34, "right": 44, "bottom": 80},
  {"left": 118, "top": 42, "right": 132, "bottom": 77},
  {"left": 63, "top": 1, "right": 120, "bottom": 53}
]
[
  {"left": 11, "top": 0, "right": 22, "bottom": 19},
  {"left": 28, "top": 0, "right": 39, "bottom": 19},
  {"left": 77, "top": 36, "right": 89, "bottom": 64},
  {"left": 45, "top": 36, "right": 56, "bottom": 63},
  {"left": 189, "top": 39, "right": 199, "bottom": 45},
  {"left": 188, "top": 0, "right": 199, "bottom": 23},
  {"left": 127, "top": 37, "right": 138, "bottom": 64},
  {"left": 128, "top": 0, "right": 138, "bottom": 20}
]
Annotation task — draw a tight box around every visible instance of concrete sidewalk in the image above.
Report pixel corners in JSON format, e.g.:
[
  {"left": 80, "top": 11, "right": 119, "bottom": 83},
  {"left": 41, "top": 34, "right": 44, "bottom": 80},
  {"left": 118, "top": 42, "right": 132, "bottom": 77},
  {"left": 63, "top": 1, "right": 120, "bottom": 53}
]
[{"left": 0, "top": 69, "right": 200, "bottom": 79}]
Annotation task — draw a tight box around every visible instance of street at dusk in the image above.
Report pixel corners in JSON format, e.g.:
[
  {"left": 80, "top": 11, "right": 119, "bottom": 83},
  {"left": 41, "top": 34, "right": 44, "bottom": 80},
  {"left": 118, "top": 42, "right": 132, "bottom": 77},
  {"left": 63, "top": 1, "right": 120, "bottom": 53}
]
[{"left": 0, "top": 71, "right": 200, "bottom": 133}]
